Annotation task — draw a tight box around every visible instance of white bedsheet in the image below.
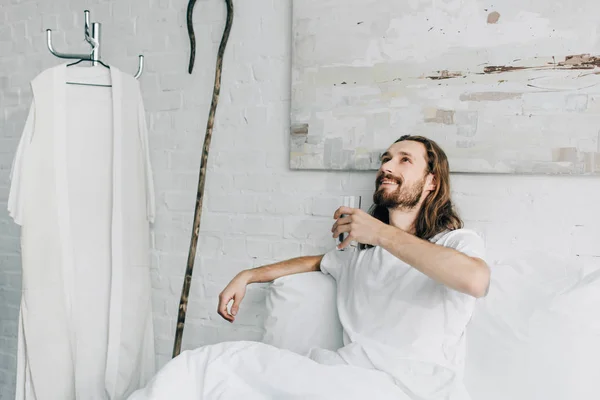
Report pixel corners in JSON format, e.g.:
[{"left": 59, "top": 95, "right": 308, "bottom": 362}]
[{"left": 127, "top": 341, "right": 412, "bottom": 400}]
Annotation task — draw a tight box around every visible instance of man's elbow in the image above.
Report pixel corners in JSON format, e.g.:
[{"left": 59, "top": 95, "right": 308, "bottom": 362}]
[{"left": 465, "top": 258, "right": 491, "bottom": 298}]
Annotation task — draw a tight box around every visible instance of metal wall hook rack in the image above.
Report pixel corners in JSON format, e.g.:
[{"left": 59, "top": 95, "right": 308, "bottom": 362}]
[{"left": 46, "top": 10, "right": 144, "bottom": 79}]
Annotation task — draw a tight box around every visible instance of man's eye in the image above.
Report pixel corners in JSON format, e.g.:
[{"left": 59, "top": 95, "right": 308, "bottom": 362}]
[{"left": 401, "top": 157, "right": 410, "bottom": 163}]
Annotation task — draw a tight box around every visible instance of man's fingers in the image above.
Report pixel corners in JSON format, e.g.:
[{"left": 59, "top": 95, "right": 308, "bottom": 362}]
[
  {"left": 218, "top": 294, "right": 234, "bottom": 322},
  {"left": 331, "top": 215, "right": 352, "bottom": 232},
  {"left": 230, "top": 293, "right": 243, "bottom": 316},
  {"left": 337, "top": 234, "right": 353, "bottom": 250},
  {"left": 333, "top": 206, "right": 354, "bottom": 219},
  {"left": 332, "top": 223, "right": 351, "bottom": 239},
  {"left": 218, "top": 305, "right": 232, "bottom": 321}
]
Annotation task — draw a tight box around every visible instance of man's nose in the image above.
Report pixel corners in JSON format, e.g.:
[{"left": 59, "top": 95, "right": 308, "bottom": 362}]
[{"left": 379, "top": 160, "right": 393, "bottom": 174}]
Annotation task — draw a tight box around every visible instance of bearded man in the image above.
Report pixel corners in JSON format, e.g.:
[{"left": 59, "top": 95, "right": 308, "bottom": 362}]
[{"left": 130, "top": 135, "right": 490, "bottom": 400}]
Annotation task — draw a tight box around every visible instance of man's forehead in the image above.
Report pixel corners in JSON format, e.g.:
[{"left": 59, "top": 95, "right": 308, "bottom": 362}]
[{"left": 384, "top": 141, "right": 427, "bottom": 159}]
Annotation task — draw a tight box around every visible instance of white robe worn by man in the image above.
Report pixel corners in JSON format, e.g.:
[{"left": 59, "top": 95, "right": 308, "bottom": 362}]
[{"left": 8, "top": 62, "right": 156, "bottom": 400}]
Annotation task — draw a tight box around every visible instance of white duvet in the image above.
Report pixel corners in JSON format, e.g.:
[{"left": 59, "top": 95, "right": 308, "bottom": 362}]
[
  {"left": 129, "top": 229, "right": 483, "bottom": 400},
  {"left": 128, "top": 340, "right": 411, "bottom": 400}
]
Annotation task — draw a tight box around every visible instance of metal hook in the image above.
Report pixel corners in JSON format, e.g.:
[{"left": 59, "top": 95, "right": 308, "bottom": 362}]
[
  {"left": 46, "top": 28, "right": 92, "bottom": 60},
  {"left": 46, "top": 9, "right": 145, "bottom": 79},
  {"left": 46, "top": 10, "right": 97, "bottom": 61},
  {"left": 83, "top": 10, "right": 98, "bottom": 50},
  {"left": 84, "top": 10, "right": 91, "bottom": 45}
]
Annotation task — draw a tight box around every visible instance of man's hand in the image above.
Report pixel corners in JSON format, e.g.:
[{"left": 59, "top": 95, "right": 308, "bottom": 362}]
[
  {"left": 331, "top": 206, "right": 387, "bottom": 250},
  {"left": 217, "top": 271, "right": 249, "bottom": 323}
]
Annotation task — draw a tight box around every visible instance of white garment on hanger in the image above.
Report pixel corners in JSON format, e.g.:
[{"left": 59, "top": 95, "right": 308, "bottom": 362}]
[{"left": 8, "top": 62, "right": 156, "bottom": 400}]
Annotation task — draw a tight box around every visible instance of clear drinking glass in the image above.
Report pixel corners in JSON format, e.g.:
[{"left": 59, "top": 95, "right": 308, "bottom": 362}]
[{"left": 338, "top": 195, "right": 362, "bottom": 250}]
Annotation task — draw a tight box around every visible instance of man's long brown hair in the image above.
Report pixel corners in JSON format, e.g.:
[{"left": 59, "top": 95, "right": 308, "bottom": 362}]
[{"left": 361, "top": 135, "right": 462, "bottom": 249}]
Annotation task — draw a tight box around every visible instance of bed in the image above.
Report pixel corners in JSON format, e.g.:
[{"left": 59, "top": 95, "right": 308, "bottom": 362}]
[
  {"left": 262, "top": 251, "right": 600, "bottom": 400},
  {"left": 129, "top": 251, "right": 600, "bottom": 399}
]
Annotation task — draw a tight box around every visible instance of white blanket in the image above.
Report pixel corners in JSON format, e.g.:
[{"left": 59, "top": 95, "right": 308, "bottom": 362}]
[
  {"left": 130, "top": 229, "right": 483, "bottom": 399},
  {"left": 128, "top": 341, "right": 411, "bottom": 400}
]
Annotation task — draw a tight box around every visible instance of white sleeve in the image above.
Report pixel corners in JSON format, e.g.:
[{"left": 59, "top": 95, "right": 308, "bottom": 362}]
[
  {"left": 441, "top": 229, "right": 486, "bottom": 261},
  {"left": 138, "top": 98, "right": 156, "bottom": 224},
  {"left": 8, "top": 100, "right": 35, "bottom": 226},
  {"left": 439, "top": 229, "right": 487, "bottom": 300},
  {"left": 320, "top": 248, "right": 354, "bottom": 281}
]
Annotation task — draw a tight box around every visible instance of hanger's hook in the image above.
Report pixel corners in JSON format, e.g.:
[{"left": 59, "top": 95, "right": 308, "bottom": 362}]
[
  {"left": 84, "top": 10, "right": 91, "bottom": 44},
  {"left": 46, "top": 29, "right": 92, "bottom": 60},
  {"left": 83, "top": 10, "right": 100, "bottom": 50}
]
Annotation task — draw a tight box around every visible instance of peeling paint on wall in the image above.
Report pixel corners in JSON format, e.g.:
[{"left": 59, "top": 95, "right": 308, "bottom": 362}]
[
  {"left": 460, "top": 92, "right": 522, "bottom": 101},
  {"left": 560, "top": 54, "right": 600, "bottom": 69},
  {"left": 424, "top": 108, "right": 455, "bottom": 124},
  {"left": 483, "top": 55, "right": 600, "bottom": 75},
  {"left": 487, "top": 11, "right": 501, "bottom": 24},
  {"left": 291, "top": 0, "right": 600, "bottom": 175},
  {"left": 427, "top": 70, "right": 465, "bottom": 80}
]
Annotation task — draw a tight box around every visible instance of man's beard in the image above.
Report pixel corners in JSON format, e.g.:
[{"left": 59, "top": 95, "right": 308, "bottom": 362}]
[{"left": 373, "top": 173, "right": 425, "bottom": 210}]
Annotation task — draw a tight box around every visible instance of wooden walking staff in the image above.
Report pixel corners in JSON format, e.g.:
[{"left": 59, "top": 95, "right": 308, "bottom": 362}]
[{"left": 172, "top": 0, "right": 234, "bottom": 358}]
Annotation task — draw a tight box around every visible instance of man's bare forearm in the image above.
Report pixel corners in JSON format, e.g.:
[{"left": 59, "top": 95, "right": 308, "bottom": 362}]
[
  {"left": 377, "top": 225, "right": 490, "bottom": 297},
  {"left": 241, "top": 255, "right": 324, "bottom": 284}
]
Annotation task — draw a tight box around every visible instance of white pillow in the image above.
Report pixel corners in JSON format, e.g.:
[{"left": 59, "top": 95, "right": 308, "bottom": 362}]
[
  {"left": 464, "top": 253, "right": 600, "bottom": 400},
  {"left": 261, "top": 271, "right": 343, "bottom": 356}
]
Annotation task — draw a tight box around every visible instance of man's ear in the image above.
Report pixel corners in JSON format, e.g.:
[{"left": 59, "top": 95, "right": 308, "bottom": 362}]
[{"left": 426, "top": 173, "right": 436, "bottom": 192}]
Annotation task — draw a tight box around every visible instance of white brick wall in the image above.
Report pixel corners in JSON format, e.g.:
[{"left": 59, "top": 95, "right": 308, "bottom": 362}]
[{"left": 1, "top": 1, "right": 600, "bottom": 398}]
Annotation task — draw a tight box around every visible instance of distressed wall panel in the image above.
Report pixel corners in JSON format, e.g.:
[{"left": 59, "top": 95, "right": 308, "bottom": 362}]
[{"left": 290, "top": 0, "right": 600, "bottom": 174}]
